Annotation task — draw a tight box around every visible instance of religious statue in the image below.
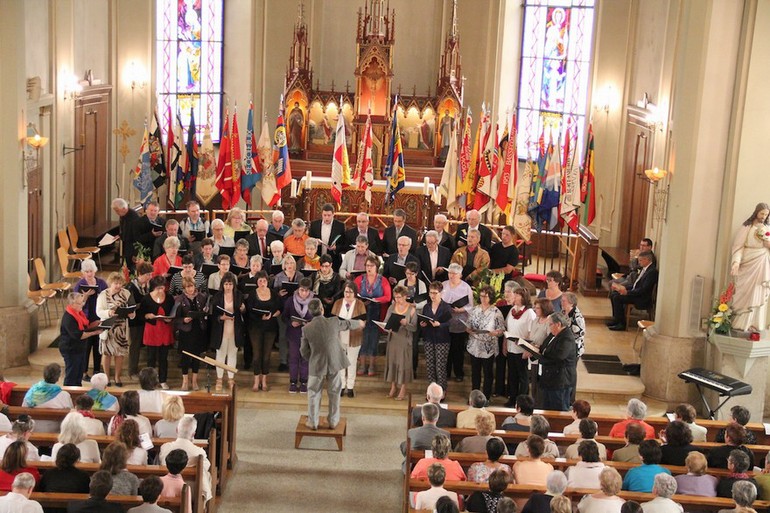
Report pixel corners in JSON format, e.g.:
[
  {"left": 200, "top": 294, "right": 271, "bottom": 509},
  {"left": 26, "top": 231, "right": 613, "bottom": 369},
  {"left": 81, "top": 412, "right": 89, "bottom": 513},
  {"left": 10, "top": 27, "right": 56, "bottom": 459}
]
[
  {"left": 439, "top": 110, "right": 454, "bottom": 159},
  {"left": 730, "top": 202, "right": 770, "bottom": 331},
  {"left": 288, "top": 102, "right": 305, "bottom": 151}
]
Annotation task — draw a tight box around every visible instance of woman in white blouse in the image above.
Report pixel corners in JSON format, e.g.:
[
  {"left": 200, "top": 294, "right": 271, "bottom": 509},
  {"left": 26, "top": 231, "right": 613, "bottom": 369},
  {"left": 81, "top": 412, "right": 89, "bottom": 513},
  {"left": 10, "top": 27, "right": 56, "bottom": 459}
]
[
  {"left": 502, "top": 287, "right": 537, "bottom": 408},
  {"left": 51, "top": 411, "right": 101, "bottom": 464},
  {"left": 466, "top": 285, "right": 505, "bottom": 400},
  {"left": 577, "top": 467, "right": 626, "bottom": 513},
  {"left": 566, "top": 440, "right": 605, "bottom": 489},
  {"left": 331, "top": 281, "right": 368, "bottom": 398}
]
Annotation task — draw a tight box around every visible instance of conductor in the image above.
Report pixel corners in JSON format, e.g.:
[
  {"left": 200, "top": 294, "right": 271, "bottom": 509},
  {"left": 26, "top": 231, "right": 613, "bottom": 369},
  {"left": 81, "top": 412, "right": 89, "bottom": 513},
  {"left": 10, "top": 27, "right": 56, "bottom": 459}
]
[{"left": 300, "top": 298, "right": 365, "bottom": 430}]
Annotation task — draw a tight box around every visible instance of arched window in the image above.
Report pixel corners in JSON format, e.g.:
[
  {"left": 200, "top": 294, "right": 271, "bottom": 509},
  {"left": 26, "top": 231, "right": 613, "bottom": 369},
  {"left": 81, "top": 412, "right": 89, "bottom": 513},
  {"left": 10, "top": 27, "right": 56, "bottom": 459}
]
[{"left": 155, "top": 0, "right": 224, "bottom": 141}]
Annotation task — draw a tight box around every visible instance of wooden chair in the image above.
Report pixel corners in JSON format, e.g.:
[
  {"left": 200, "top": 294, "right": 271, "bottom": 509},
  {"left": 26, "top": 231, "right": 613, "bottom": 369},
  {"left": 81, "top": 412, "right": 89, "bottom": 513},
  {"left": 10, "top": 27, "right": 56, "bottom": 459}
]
[
  {"left": 57, "top": 229, "right": 92, "bottom": 272},
  {"left": 67, "top": 224, "right": 101, "bottom": 267},
  {"left": 34, "top": 257, "right": 71, "bottom": 314},
  {"left": 27, "top": 273, "right": 54, "bottom": 326},
  {"left": 56, "top": 247, "right": 83, "bottom": 281},
  {"left": 624, "top": 283, "right": 657, "bottom": 329}
]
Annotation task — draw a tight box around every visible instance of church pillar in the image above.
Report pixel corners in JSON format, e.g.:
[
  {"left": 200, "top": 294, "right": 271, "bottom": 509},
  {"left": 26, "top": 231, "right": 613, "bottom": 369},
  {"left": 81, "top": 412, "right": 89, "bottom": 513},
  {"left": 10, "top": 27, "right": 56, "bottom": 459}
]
[
  {"left": 640, "top": 0, "right": 745, "bottom": 409},
  {"left": 0, "top": 0, "right": 33, "bottom": 367}
]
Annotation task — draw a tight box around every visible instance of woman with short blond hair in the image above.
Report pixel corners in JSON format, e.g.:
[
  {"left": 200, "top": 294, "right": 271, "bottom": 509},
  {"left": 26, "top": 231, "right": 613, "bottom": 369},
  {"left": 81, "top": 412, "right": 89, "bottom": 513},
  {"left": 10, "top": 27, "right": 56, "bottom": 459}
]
[
  {"left": 674, "top": 450, "right": 718, "bottom": 497},
  {"left": 577, "top": 467, "right": 625, "bottom": 512},
  {"left": 96, "top": 272, "right": 135, "bottom": 386},
  {"left": 154, "top": 395, "right": 186, "bottom": 438}
]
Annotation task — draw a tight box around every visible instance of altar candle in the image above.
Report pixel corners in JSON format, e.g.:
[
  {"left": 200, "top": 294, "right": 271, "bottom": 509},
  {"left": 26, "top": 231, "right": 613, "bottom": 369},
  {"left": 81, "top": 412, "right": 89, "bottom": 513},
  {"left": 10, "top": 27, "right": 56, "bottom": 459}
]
[
  {"left": 290, "top": 179, "right": 298, "bottom": 198},
  {"left": 305, "top": 171, "right": 312, "bottom": 190},
  {"left": 423, "top": 177, "right": 430, "bottom": 196}
]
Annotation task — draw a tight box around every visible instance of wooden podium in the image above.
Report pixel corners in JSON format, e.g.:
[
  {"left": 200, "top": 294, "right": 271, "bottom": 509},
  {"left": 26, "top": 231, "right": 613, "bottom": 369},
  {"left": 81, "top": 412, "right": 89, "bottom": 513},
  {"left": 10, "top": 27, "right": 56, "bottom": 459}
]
[{"left": 295, "top": 415, "right": 347, "bottom": 451}]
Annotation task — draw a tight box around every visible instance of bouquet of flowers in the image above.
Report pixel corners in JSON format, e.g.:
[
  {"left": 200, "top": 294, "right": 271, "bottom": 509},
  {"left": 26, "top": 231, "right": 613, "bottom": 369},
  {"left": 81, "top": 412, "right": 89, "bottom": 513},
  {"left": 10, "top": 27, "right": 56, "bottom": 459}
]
[
  {"left": 709, "top": 282, "right": 735, "bottom": 335},
  {"left": 756, "top": 227, "right": 770, "bottom": 242},
  {"left": 473, "top": 267, "right": 506, "bottom": 304}
]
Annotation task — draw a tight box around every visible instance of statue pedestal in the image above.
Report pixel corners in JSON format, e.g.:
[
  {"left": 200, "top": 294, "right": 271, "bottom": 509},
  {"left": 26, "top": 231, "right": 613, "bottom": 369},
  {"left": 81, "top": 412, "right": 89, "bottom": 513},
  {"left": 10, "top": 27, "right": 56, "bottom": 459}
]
[
  {"left": 640, "top": 327, "right": 706, "bottom": 409},
  {"left": 708, "top": 333, "right": 770, "bottom": 422}
]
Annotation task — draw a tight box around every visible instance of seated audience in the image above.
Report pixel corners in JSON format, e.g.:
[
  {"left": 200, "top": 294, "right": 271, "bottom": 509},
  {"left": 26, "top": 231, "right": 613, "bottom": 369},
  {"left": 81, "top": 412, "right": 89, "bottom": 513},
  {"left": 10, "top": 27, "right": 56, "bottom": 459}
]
[
  {"left": 466, "top": 469, "right": 509, "bottom": 513},
  {"left": 108, "top": 390, "right": 152, "bottom": 437},
  {"left": 455, "top": 414, "right": 506, "bottom": 455},
  {"left": 0, "top": 441, "right": 39, "bottom": 491},
  {"left": 754, "top": 457, "right": 770, "bottom": 500},
  {"left": 0, "top": 408, "right": 9, "bottom": 433},
  {"left": 612, "top": 422, "right": 646, "bottom": 464},
  {"left": 717, "top": 450, "right": 758, "bottom": 499},
  {"left": 38, "top": 444, "right": 90, "bottom": 513},
  {"left": 0, "top": 472, "right": 42, "bottom": 513},
  {"left": 623, "top": 440, "right": 671, "bottom": 492},
  {"left": 100, "top": 441, "right": 140, "bottom": 495},
  {"left": 159, "top": 449, "right": 192, "bottom": 513},
  {"left": 720, "top": 480, "right": 759, "bottom": 513},
  {"left": 413, "top": 463, "right": 460, "bottom": 511},
  {"left": 640, "top": 473, "right": 683, "bottom": 513},
  {"left": 402, "top": 403, "right": 450, "bottom": 457},
  {"left": 674, "top": 403, "right": 707, "bottom": 442},
  {"left": 521, "top": 470, "right": 567, "bottom": 513},
  {"left": 0, "top": 415, "right": 39, "bottom": 462},
  {"left": 21, "top": 363, "right": 72, "bottom": 433},
  {"left": 565, "top": 419, "right": 608, "bottom": 460},
  {"left": 74, "top": 394, "right": 107, "bottom": 436},
  {"left": 513, "top": 435, "right": 554, "bottom": 486},
  {"left": 623, "top": 502, "right": 643, "bottom": 513},
  {"left": 457, "top": 389, "right": 496, "bottom": 429},
  {"left": 660, "top": 420, "right": 699, "bottom": 466},
  {"left": 154, "top": 395, "right": 185, "bottom": 438},
  {"left": 550, "top": 495, "right": 573, "bottom": 513},
  {"left": 501, "top": 394, "right": 535, "bottom": 432},
  {"left": 127, "top": 475, "right": 172, "bottom": 513},
  {"left": 51, "top": 411, "right": 101, "bottom": 464},
  {"left": 513, "top": 415, "right": 560, "bottom": 459},
  {"left": 467, "top": 438, "right": 512, "bottom": 483},
  {"left": 67, "top": 470, "right": 123, "bottom": 513},
  {"left": 609, "top": 398, "right": 656, "bottom": 440},
  {"left": 138, "top": 367, "right": 171, "bottom": 413},
  {"left": 85, "top": 373, "right": 118, "bottom": 412},
  {"left": 577, "top": 467, "right": 626, "bottom": 513},
  {"left": 708, "top": 423, "right": 755, "bottom": 470},
  {"left": 411, "top": 383, "right": 457, "bottom": 428},
  {"left": 118, "top": 419, "right": 148, "bottom": 466},
  {"left": 497, "top": 497, "right": 516, "bottom": 513},
  {"left": 715, "top": 405, "right": 757, "bottom": 445},
  {"left": 159, "top": 416, "right": 212, "bottom": 503},
  {"left": 410, "top": 435, "right": 466, "bottom": 482},
  {"left": 674, "top": 451, "right": 718, "bottom": 497},
  {"left": 566, "top": 441, "right": 605, "bottom": 489},
  {"left": 436, "top": 495, "right": 461, "bottom": 513},
  {"left": 564, "top": 399, "right": 592, "bottom": 435}
]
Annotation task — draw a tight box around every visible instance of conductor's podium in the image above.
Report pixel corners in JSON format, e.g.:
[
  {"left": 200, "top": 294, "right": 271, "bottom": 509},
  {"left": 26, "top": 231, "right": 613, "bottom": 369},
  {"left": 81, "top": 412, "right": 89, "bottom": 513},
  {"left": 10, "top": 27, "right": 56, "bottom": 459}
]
[{"left": 295, "top": 415, "right": 348, "bottom": 451}]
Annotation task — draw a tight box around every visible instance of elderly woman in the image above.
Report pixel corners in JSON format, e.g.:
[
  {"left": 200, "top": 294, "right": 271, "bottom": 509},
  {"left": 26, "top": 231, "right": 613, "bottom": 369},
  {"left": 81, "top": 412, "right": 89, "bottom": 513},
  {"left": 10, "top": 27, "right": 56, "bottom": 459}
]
[
  {"left": 721, "top": 480, "right": 760, "bottom": 513},
  {"left": 208, "top": 254, "right": 234, "bottom": 292},
  {"left": 521, "top": 470, "right": 568, "bottom": 513},
  {"left": 314, "top": 254, "right": 342, "bottom": 316},
  {"left": 194, "top": 238, "right": 217, "bottom": 271},
  {"left": 73, "top": 258, "right": 107, "bottom": 381},
  {"left": 22, "top": 363, "right": 72, "bottom": 433},
  {"left": 512, "top": 435, "right": 554, "bottom": 486},
  {"left": 442, "top": 262, "right": 475, "bottom": 383},
  {"left": 566, "top": 441, "right": 605, "bottom": 489},
  {"left": 0, "top": 441, "right": 39, "bottom": 491},
  {"left": 332, "top": 280, "right": 367, "bottom": 398},
  {"left": 51, "top": 412, "right": 100, "bottom": 464},
  {"left": 641, "top": 473, "right": 683, "bottom": 512},
  {"left": 466, "top": 285, "right": 505, "bottom": 399},
  {"left": 142, "top": 276, "right": 175, "bottom": 389},
  {"left": 117, "top": 419, "right": 148, "bottom": 466},
  {"left": 675, "top": 451, "right": 718, "bottom": 497},
  {"left": 210, "top": 272, "right": 245, "bottom": 392},
  {"left": 282, "top": 277, "right": 315, "bottom": 393},
  {"left": 210, "top": 218, "right": 235, "bottom": 255},
  {"left": 514, "top": 415, "right": 560, "bottom": 459},
  {"left": 717, "top": 450, "right": 758, "bottom": 498},
  {"left": 247, "top": 270, "right": 281, "bottom": 392},
  {"left": 411, "top": 435, "right": 467, "bottom": 482},
  {"left": 421, "top": 281, "right": 453, "bottom": 393},
  {"left": 383, "top": 286, "right": 417, "bottom": 400},
  {"left": 100, "top": 442, "right": 140, "bottom": 495},
  {"left": 456, "top": 414, "right": 506, "bottom": 453},
  {"left": 609, "top": 398, "right": 656, "bottom": 439},
  {"left": 466, "top": 437, "right": 511, "bottom": 483},
  {"left": 413, "top": 463, "right": 460, "bottom": 511},
  {"left": 284, "top": 218, "right": 309, "bottom": 257},
  {"left": 169, "top": 254, "right": 206, "bottom": 296},
  {"left": 274, "top": 255, "right": 305, "bottom": 299},
  {"left": 302, "top": 237, "right": 321, "bottom": 271},
  {"left": 239, "top": 254, "right": 264, "bottom": 293},
  {"left": 96, "top": 272, "right": 135, "bottom": 386},
  {"left": 38, "top": 443, "right": 90, "bottom": 498},
  {"left": 127, "top": 262, "right": 153, "bottom": 380},
  {"left": 152, "top": 235, "right": 182, "bottom": 279},
  {"left": 154, "top": 395, "right": 185, "bottom": 439},
  {"left": 0, "top": 416, "right": 39, "bottom": 462},
  {"left": 268, "top": 240, "right": 285, "bottom": 274},
  {"left": 58, "top": 292, "right": 104, "bottom": 386},
  {"left": 223, "top": 207, "right": 250, "bottom": 239},
  {"left": 355, "top": 255, "right": 392, "bottom": 377},
  {"left": 577, "top": 467, "right": 626, "bottom": 512},
  {"left": 465, "top": 469, "right": 509, "bottom": 513},
  {"left": 174, "top": 276, "right": 209, "bottom": 391},
  {"left": 659, "top": 420, "right": 699, "bottom": 466},
  {"left": 231, "top": 238, "right": 251, "bottom": 271},
  {"left": 502, "top": 286, "right": 536, "bottom": 407},
  {"left": 108, "top": 390, "right": 151, "bottom": 437}
]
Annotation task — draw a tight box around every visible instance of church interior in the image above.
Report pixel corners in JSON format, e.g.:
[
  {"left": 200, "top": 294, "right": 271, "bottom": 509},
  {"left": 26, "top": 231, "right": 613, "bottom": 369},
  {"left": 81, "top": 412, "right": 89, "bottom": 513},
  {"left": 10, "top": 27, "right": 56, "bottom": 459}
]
[{"left": 2, "top": 0, "right": 770, "bottom": 511}]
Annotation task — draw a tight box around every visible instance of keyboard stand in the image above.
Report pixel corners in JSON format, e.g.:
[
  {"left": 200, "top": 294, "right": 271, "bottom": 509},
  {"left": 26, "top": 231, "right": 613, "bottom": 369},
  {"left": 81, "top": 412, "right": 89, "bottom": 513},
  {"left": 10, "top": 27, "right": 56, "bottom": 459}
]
[{"left": 693, "top": 382, "right": 735, "bottom": 420}]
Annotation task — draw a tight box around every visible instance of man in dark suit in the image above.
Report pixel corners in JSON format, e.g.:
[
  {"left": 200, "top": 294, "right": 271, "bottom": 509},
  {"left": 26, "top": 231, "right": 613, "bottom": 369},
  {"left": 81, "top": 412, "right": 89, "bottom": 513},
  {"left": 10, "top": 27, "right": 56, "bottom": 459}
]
[
  {"left": 309, "top": 203, "right": 346, "bottom": 270},
  {"left": 400, "top": 402, "right": 450, "bottom": 463},
  {"left": 411, "top": 383, "right": 457, "bottom": 428},
  {"left": 382, "top": 208, "right": 418, "bottom": 258},
  {"left": 343, "top": 212, "right": 381, "bottom": 255},
  {"left": 133, "top": 200, "right": 166, "bottom": 257},
  {"left": 432, "top": 213, "right": 457, "bottom": 253},
  {"left": 455, "top": 209, "right": 495, "bottom": 251},
  {"left": 67, "top": 470, "right": 123, "bottom": 513},
  {"left": 152, "top": 219, "right": 190, "bottom": 260},
  {"left": 416, "top": 230, "right": 452, "bottom": 283},
  {"left": 531, "top": 312, "right": 576, "bottom": 411},
  {"left": 608, "top": 251, "right": 658, "bottom": 331},
  {"left": 246, "top": 218, "right": 271, "bottom": 261},
  {"left": 383, "top": 236, "right": 420, "bottom": 286},
  {"left": 112, "top": 197, "right": 141, "bottom": 271}
]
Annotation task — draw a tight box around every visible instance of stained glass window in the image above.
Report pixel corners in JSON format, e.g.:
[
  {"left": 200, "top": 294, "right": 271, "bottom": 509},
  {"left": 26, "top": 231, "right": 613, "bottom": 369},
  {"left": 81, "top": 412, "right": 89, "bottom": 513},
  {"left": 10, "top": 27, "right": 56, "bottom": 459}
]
[
  {"left": 156, "top": 0, "right": 223, "bottom": 142},
  {"left": 516, "top": 0, "right": 595, "bottom": 160}
]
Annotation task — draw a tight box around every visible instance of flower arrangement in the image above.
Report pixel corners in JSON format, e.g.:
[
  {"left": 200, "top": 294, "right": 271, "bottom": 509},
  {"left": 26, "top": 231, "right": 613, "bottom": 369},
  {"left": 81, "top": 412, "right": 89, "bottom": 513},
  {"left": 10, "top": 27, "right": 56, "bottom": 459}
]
[
  {"left": 756, "top": 228, "right": 770, "bottom": 242},
  {"left": 709, "top": 282, "right": 735, "bottom": 335},
  {"left": 473, "top": 267, "right": 506, "bottom": 304}
]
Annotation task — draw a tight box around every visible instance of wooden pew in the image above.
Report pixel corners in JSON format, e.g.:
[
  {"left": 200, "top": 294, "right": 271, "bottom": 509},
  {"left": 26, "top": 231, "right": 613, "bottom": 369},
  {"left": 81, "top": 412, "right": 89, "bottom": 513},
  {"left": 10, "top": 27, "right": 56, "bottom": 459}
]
[
  {"left": 7, "top": 384, "right": 236, "bottom": 493},
  {"left": 0, "top": 492, "right": 186, "bottom": 513}
]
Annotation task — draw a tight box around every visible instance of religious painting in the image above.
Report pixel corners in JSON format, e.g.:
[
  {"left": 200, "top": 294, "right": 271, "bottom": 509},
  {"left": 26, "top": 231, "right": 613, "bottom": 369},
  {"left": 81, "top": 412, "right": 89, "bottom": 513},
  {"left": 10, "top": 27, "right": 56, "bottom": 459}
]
[
  {"left": 437, "top": 98, "right": 458, "bottom": 158},
  {"left": 286, "top": 89, "right": 307, "bottom": 153},
  {"left": 307, "top": 101, "right": 353, "bottom": 148},
  {"left": 357, "top": 53, "right": 390, "bottom": 118},
  {"left": 396, "top": 105, "right": 436, "bottom": 151}
]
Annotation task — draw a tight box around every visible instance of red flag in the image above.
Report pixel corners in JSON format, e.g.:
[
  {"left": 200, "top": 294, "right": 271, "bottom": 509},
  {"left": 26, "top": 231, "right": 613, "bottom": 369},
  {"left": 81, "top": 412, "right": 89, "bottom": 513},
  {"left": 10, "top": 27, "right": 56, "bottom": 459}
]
[
  {"left": 215, "top": 108, "right": 233, "bottom": 208},
  {"left": 496, "top": 114, "right": 516, "bottom": 214},
  {"left": 353, "top": 112, "right": 374, "bottom": 205},
  {"left": 580, "top": 124, "right": 596, "bottom": 225},
  {"left": 229, "top": 109, "right": 243, "bottom": 207}
]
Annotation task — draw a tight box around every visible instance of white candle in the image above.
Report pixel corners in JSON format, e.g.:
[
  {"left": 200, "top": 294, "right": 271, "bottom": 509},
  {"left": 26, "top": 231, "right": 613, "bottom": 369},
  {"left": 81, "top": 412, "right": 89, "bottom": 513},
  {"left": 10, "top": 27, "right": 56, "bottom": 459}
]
[
  {"left": 290, "top": 179, "right": 298, "bottom": 198},
  {"left": 305, "top": 170, "right": 312, "bottom": 190},
  {"left": 423, "top": 177, "right": 430, "bottom": 196}
]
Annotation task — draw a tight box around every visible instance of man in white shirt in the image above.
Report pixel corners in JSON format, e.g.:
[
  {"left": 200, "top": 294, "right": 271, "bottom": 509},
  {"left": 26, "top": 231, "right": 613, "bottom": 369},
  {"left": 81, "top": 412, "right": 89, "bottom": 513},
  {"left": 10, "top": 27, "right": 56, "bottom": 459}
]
[
  {"left": 0, "top": 472, "right": 43, "bottom": 513},
  {"left": 179, "top": 200, "right": 210, "bottom": 254},
  {"left": 416, "top": 230, "right": 452, "bottom": 283},
  {"left": 159, "top": 416, "right": 211, "bottom": 503}
]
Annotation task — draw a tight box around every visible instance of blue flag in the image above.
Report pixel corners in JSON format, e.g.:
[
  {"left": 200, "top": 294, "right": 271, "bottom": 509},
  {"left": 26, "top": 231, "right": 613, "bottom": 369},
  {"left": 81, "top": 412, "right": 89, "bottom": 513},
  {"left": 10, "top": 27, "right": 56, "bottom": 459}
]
[
  {"left": 133, "top": 124, "right": 153, "bottom": 207},
  {"left": 185, "top": 107, "right": 199, "bottom": 199},
  {"left": 383, "top": 103, "right": 405, "bottom": 204},
  {"left": 241, "top": 101, "right": 260, "bottom": 205}
]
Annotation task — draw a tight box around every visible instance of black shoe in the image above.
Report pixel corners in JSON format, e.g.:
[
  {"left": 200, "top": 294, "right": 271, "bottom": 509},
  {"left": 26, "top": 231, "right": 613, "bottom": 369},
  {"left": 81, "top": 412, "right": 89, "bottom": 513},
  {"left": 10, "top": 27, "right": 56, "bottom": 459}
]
[
  {"left": 340, "top": 388, "right": 346, "bottom": 397},
  {"left": 608, "top": 323, "right": 627, "bottom": 331},
  {"left": 605, "top": 320, "right": 617, "bottom": 327},
  {"left": 277, "top": 363, "right": 289, "bottom": 372},
  {"left": 347, "top": 389, "right": 355, "bottom": 398}
]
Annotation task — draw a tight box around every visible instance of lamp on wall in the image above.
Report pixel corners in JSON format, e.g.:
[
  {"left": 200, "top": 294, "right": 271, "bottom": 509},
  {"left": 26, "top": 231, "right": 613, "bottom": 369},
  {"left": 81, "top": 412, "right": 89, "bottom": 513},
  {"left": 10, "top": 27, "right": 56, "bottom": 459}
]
[
  {"left": 595, "top": 84, "right": 614, "bottom": 113},
  {"left": 636, "top": 93, "right": 664, "bottom": 132},
  {"left": 642, "top": 167, "right": 667, "bottom": 184},
  {"left": 126, "top": 61, "right": 147, "bottom": 90},
  {"left": 62, "top": 72, "right": 82, "bottom": 101},
  {"left": 26, "top": 123, "right": 49, "bottom": 150}
]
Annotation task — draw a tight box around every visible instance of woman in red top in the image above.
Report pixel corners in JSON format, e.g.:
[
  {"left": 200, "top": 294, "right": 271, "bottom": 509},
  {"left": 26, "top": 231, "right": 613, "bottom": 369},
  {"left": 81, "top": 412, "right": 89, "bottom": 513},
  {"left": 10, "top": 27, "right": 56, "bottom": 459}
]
[
  {"left": 0, "top": 441, "right": 40, "bottom": 491},
  {"left": 354, "top": 256, "right": 391, "bottom": 376},
  {"left": 152, "top": 236, "right": 182, "bottom": 279},
  {"left": 142, "top": 276, "right": 175, "bottom": 389}
]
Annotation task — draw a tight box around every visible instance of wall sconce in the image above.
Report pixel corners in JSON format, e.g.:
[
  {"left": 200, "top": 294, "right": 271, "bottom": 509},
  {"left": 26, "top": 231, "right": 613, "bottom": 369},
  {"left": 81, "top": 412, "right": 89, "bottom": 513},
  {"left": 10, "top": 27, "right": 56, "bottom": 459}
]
[
  {"left": 126, "top": 61, "right": 147, "bottom": 90},
  {"left": 595, "top": 85, "right": 614, "bottom": 113},
  {"left": 63, "top": 73, "right": 82, "bottom": 101},
  {"left": 26, "top": 123, "right": 49, "bottom": 150},
  {"left": 642, "top": 167, "right": 668, "bottom": 184},
  {"left": 636, "top": 93, "right": 664, "bottom": 132}
]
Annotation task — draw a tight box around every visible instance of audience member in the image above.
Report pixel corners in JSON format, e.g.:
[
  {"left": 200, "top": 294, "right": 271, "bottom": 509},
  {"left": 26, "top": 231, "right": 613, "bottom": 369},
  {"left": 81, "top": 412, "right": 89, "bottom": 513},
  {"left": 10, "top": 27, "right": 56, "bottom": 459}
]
[
  {"left": 521, "top": 470, "right": 567, "bottom": 513},
  {"left": 640, "top": 473, "right": 682, "bottom": 512},
  {"left": 127, "top": 476, "right": 172, "bottom": 513},
  {"left": 577, "top": 467, "right": 625, "bottom": 513},
  {"left": 467, "top": 438, "right": 512, "bottom": 484},
  {"left": 86, "top": 373, "right": 118, "bottom": 412},
  {"left": 719, "top": 480, "right": 759, "bottom": 513},
  {"left": 159, "top": 449, "right": 192, "bottom": 513},
  {"left": 455, "top": 414, "right": 507, "bottom": 455},
  {"left": 411, "top": 383, "right": 457, "bottom": 428},
  {"left": 38, "top": 444, "right": 90, "bottom": 513},
  {"left": 108, "top": 390, "right": 152, "bottom": 437},
  {"left": 501, "top": 394, "right": 535, "bottom": 432},
  {"left": 609, "top": 398, "right": 656, "bottom": 439},
  {"left": 402, "top": 403, "right": 450, "bottom": 456},
  {"left": 715, "top": 406, "right": 757, "bottom": 445},
  {"left": 622, "top": 501, "right": 643, "bottom": 513},
  {"left": 138, "top": 367, "right": 170, "bottom": 413},
  {"left": 716, "top": 450, "right": 758, "bottom": 499},
  {"left": 154, "top": 395, "right": 185, "bottom": 438},
  {"left": 410, "top": 435, "right": 466, "bottom": 482},
  {"left": 622, "top": 440, "right": 671, "bottom": 493},
  {"left": 436, "top": 495, "right": 461, "bottom": 513},
  {"left": 674, "top": 403, "right": 707, "bottom": 442},
  {"left": 413, "top": 463, "right": 460, "bottom": 511},
  {"left": 159, "top": 416, "right": 212, "bottom": 503},
  {"left": 22, "top": 363, "right": 72, "bottom": 432},
  {"left": 674, "top": 451, "right": 718, "bottom": 497},
  {"left": 117, "top": 419, "right": 148, "bottom": 466},
  {"left": 513, "top": 435, "right": 554, "bottom": 487},
  {"left": 0, "top": 441, "right": 40, "bottom": 491},
  {"left": 566, "top": 441, "right": 605, "bottom": 489},
  {"left": 708, "top": 423, "right": 755, "bottom": 470},
  {"left": 75, "top": 394, "right": 107, "bottom": 436},
  {"left": 754, "top": 457, "right": 770, "bottom": 500},
  {"left": 659, "top": 420, "right": 699, "bottom": 466},
  {"left": 513, "top": 415, "right": 560, "bottom": 459},
  {"left": 497, "top": 497, "right": 516, "bottom": 513},
  {"left": 612, "top": 422, "right": 646, "bottom": 464},
  {"left": 457, "top": 390, "right": 496, "bottom": 429},
  {"left": 549, "top": 495, "right": 572, "bottom": 513},
  {"left": 563, "top": 399, "right": 591, "bottom": 435},
  {"left": 67, "top": 470, "right": 123, "bottom": 513},
  {"left": 99, "top": 441, "right": 140, "bottom": 495},
  {"left": 466, "top": 469, "right": 509, "bottom": 513},
  {"left": 0, "top": 416, "right": 39, "bottom": 462},
  {"left": 565, "top": 419, "right": 608, "bottom": 460},
  {"left": 0, "top": 472, "right": 43, "bottom": 513},
  {"left": 51, "top": 411, "right": 101, "bottom": 464}
]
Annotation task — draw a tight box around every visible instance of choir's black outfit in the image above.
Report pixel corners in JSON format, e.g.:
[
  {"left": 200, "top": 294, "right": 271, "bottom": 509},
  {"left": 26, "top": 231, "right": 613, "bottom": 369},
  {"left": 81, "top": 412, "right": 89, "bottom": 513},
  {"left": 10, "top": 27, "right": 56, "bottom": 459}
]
[
  {"left": 436, "top": 230, "right": 457, "bottom": 253},
  {"left": 454, "top": 222, "right": 494, "bottom": 250},
  {"left": 415, "top": 245, "right": 452, "bottom": 283},
  {"left": 309, "top": 218, "right": 347, "bottom": 269},
  {"left": 59, "top": 311, "right": 89, "bottom": 386},
  {"left": 134, "top": 214, "right": 166, "bottom": 251},
  {"left": 246, "top": 232, "right": 272, "bottom": 259},
  {"left": 246, "top": 289, "right": 281, "bottom": 375},
  {"left": 238, "top": 273, "right": 260, "bottom": 367},
  {"left": 494, "top": 303, "right": 513, "bottom": 396},
  {"left": 382, "top": 253, "right": 420, "bottom": 284},
  {"left": 381, "top": 224, "right": 418, "bottom": 256},
  {"left": 153, "top": 232, "right": 190, "bottom": 260},
  {"left": 209, "top": 290, "right": 246, "bottom": 350},
  {"left": 343, "top": 227, "right": 382, "bottom": 255},
  {"left": 118, "top": 208, "right": 141, "bottom": 271},
  {"left": 489, "top": 241, "right": 520, "bottom": 279},
  {"left": 314, "top": 272, "right": 343, "bottom": 316},
  {"left": 125, "top": 279, "right": 149, "bottom": 376},
  {"left": 174, "top": 291, "right": 209, "bottom": 375}
]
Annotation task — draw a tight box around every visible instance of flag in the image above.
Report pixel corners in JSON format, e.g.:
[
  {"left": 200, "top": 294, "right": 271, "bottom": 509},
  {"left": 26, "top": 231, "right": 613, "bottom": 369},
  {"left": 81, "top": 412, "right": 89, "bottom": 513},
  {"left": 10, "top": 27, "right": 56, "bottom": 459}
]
[
  {"left": 457, "top": 112, "right": 472, "bottom": 213},
  {"left": 353, "top": 111, "right": 374, "bottom": 205},
  {"left": 527, "top": 129, "right": 546, "bottom": 223},
  {"left": 215, "top": 108, "right": 234, "bottom": 208},
  {"left": 383, "top": 102, "right": 405, "bottom": 204},
  {"left": 331, "top": 101, "right": 351, "bottom": 206},
  {"left": 133, "top": 123, "right": 153, "bottom": 207},
  {"left": 538, "top": 130, "right": 562, "bottom": 230},
  {"left": 580, "top": 124, "right": 596, "bottom": 225},
  {"left": 257, "top": 118, "right": 279, "bottom": 206},
  {"left": 560, "top": 131, "right": 581, "bottom": 232},
  {"left": 272, "top": 100, "right": 292, "bottom": 197},
  {"left": 462, "top": 109, "right": 484, "bottom": 208},
  {"left": 474, "top": 119, "right": 499, "bottom": 216},
  {"left": 241, "top": 101, "right": 261, "bottom": 205},
  {"left": 184, "top": 107, "right": 199, "bottom": 200},
  {"left": 513, "top": 159, "right": 535, "bottom": 242},
  {"left": 229, "top": 108, "right": 243, "bottom": 207},
  {"left": 166, "top": 105, "right": 177, "bottom": 197},
  {"left": 195, "top": 124, "right": 218, "bottom": 206},
  {"left": 171, "top": 113, "right": 188, "bottom": 208},
  {"left": 496, "top": 114, "right": 516, "bottom": 219},
  {"left": 148, "top": 111, "right": 166, "bottom": 189},
  {"left": 438, "top": 127, "right": 460, "bottom": 216},
  {"left": 490, "top": 121, "right": 508, "bottom": 213}
]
